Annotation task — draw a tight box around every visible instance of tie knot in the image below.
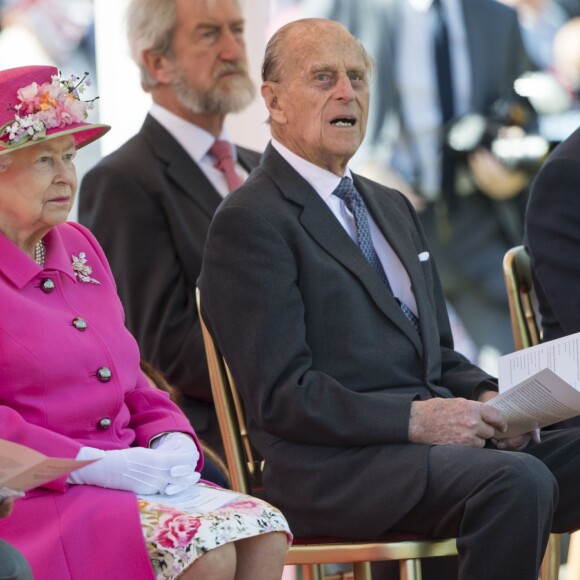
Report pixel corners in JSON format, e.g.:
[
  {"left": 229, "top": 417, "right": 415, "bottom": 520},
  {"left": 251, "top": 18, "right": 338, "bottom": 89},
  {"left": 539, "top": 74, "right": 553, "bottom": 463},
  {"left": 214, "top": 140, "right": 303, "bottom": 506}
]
[
  {"left": 209, "top": 139, "right": 234, "bottom": 163},
  {"left": 333, "top": 176, "right": 362, "bottom": 210},
  {"left": 209, "top": 139, "right": 244, "bottom": 192}
]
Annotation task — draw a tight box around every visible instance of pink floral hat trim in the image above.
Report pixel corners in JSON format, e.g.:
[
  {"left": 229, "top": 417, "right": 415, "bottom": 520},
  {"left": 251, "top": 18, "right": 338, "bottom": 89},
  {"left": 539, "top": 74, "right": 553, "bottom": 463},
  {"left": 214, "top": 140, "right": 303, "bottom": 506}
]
[{"left": 0, "top": 65, "right": 110, "bottom": 155}]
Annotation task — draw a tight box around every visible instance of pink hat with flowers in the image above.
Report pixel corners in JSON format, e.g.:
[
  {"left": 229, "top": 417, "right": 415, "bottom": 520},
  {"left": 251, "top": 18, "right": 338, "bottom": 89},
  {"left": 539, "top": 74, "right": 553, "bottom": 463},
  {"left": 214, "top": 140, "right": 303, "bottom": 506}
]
[{"left": 0, "top": 65, "right": 110, "bottom": 155}]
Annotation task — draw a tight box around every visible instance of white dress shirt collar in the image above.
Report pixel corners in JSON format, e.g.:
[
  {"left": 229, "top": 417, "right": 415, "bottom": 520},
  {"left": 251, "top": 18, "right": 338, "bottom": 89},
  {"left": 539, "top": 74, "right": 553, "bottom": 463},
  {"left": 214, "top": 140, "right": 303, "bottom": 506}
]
[
  {"left": 271, "top": 138, "right": 353, "bottom": 201},
  {"left": 149, "top": 103, "right": 235, "bottom": 162}
]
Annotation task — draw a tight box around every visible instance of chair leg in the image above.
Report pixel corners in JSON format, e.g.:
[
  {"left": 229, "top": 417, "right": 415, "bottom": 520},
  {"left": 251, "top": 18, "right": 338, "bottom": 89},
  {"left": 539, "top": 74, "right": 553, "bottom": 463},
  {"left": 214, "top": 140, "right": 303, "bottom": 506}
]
[
  {"left": 399, "top": 559, "right": 422, "bottom": 580},
  {"left": 352, "top": 561, "right": 372, "bottom": 580},
  {"left": 300, "top": 564, "right": 324, "bottom": 580},
  {"left": 539, "top": 533, "right": 560, "bottom": 580}
]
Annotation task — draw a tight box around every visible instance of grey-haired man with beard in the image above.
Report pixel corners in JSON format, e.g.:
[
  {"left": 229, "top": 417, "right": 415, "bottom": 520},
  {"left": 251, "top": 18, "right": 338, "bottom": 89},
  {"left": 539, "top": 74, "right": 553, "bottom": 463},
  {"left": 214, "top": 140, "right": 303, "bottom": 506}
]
[{"left": 78, "top": 0, "right": 258, "bottom": 475}]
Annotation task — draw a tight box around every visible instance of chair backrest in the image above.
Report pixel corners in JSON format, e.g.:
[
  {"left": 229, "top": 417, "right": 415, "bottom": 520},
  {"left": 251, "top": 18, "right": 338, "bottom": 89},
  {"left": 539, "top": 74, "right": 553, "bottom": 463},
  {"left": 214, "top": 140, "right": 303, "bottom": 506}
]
[
  {"left": 196, "top": 288, "right": 263, "bottom": 495},
  {"left": 502, "top": 245, "right": 541, "bottom": 350}
]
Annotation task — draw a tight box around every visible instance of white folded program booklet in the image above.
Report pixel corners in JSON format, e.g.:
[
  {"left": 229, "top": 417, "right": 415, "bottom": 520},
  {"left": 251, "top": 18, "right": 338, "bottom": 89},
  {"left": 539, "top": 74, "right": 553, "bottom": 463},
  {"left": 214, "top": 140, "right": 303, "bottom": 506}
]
[
  {"left": 486, "top": 331, "right": 580, "bottom": 437},
  {"left": 138, "top": 483, "right": 240, "bottom": 514},
  {"left": 0, "top": 439, "right": 95, "bottom": 496}
]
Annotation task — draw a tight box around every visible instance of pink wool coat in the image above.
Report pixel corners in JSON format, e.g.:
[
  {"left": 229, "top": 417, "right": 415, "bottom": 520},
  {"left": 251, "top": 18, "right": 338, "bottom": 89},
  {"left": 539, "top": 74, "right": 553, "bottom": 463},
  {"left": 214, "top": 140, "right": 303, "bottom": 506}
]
[{"left": 0, "top": 222, "right": 201, "bottom": 580}]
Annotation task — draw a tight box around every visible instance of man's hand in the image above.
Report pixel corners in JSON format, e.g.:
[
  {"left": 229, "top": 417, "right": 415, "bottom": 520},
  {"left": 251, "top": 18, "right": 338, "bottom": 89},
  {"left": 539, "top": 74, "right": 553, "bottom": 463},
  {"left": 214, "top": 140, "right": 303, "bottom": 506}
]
[
  {"left": 408, "top": 397, "right": 507, "bottom": 447},
  {"left": 478, "top": 390, "right": 542, "bottom": 451},
  {"left": 468, "top": 147, "right": 528, "bottom": 200}
]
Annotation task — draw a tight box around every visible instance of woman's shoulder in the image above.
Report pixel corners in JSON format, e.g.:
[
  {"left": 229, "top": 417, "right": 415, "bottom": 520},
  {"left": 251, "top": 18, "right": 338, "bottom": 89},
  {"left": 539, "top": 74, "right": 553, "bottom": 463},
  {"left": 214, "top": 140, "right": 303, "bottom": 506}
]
[{"left": 56, "top": 221, "right": 98, "bottom": 243}]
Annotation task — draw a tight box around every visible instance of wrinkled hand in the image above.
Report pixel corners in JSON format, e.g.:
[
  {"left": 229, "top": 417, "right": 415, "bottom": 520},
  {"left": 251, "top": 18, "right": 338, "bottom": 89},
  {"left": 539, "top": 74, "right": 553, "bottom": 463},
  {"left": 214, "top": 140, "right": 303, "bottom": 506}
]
[
  {"left": 409, "top": 397, "right": 507, "bottom": 447},
  {"left": 478, "top": 390, "right": 542, "bottom": 451},
  {"left": 0, "top": 497, "right": 14, "bottom": 518},
  {"left": 68, "top": 445, "right": 200, "bottom": 495},
  {"left": 468, "top": 147, "right": 528, "bottom": 200}
]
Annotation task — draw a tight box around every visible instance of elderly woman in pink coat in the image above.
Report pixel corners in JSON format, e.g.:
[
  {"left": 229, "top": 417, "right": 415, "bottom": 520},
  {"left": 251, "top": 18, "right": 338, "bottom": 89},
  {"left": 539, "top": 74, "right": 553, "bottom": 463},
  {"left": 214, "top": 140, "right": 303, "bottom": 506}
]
[{"left": 0, "top": 65, "right": 290, "bottom": 580}]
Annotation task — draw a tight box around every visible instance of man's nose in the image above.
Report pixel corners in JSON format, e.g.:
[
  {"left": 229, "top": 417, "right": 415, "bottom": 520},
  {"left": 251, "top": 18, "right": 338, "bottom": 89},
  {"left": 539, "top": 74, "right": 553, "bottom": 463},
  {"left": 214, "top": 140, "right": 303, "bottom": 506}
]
[
  {"left": 219, "top": 28, "right": 246, "bottom": 61},
  {"left": 335, "top": 74, "right": 356, "bottom": 101}
]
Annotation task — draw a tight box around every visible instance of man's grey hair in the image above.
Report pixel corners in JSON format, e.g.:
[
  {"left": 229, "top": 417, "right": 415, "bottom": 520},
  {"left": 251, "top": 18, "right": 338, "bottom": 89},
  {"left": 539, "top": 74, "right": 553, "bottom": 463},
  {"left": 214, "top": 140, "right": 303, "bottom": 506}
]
[
  {"left": 126, "top": 0, "right": 242, "bottom": 91},
  {"left": 262, "top": 19, "right": 374, "bottom": 84}
]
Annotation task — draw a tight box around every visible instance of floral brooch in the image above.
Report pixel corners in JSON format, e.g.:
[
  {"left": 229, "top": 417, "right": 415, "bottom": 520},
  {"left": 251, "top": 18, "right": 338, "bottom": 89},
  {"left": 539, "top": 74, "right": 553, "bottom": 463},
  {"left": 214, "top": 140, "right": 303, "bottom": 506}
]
[{"left": 72, "top": 253, "right": 100, "bottom": 285}]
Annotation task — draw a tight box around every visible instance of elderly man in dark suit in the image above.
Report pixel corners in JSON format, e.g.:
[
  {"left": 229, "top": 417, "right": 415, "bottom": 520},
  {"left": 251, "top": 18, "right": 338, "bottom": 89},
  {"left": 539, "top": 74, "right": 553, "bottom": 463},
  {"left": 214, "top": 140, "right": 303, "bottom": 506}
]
[
  {"left": 78, "top": 0, "right": 259, "bottom": 463},
  {"left": 199, "top": 18, "right": 580, "bottom": 579}
]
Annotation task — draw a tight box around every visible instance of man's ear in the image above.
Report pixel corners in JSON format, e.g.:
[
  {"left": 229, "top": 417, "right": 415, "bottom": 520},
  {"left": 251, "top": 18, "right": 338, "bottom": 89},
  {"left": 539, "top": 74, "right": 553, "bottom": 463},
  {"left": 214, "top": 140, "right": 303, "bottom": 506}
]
[
  {"left": 141, "top": 49, "right": 174, "bottom": 85},
  {"left": 261, "top": 82, "right": 287, "bottom": 124}
]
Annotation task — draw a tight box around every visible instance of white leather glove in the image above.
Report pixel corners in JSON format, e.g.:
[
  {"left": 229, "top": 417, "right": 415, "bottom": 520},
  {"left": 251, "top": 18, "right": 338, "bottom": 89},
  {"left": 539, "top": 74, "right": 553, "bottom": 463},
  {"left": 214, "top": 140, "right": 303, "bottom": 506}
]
[{"left": 68, "top": 444, "right": 200, "bottom": 495}]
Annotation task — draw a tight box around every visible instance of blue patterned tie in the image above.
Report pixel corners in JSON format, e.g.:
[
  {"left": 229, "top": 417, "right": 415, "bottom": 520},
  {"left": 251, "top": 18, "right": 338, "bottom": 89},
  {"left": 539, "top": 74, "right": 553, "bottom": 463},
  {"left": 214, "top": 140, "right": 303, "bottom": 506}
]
[{"left": 333, "top": 177, "right": 420, "bottom": 332}]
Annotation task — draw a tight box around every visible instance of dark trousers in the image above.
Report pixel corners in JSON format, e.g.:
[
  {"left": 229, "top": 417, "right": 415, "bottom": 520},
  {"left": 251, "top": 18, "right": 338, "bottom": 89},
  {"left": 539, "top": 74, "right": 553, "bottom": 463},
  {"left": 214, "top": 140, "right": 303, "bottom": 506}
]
[{"left": 375, "top": 430, "right": 580, "bottom": 580}]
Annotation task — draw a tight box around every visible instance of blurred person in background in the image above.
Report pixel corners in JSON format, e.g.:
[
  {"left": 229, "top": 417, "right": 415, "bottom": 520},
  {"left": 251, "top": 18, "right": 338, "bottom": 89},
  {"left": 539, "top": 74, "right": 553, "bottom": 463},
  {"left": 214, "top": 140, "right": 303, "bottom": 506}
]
[{"left": 497, "top": 0, "right": 567, "bottom": 70}]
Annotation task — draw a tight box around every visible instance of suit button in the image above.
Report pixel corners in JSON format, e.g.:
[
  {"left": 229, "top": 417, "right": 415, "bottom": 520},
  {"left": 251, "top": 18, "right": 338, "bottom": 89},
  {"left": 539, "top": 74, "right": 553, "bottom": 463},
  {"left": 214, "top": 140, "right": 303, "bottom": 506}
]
[
  {"left": 41, "top": 278, "right": 55, "bottom": 293},
  {"left": 98, "top": 417, "right": 112, "bottom": 430},
  {"left": 72, "top": 317, "right": 87, "bottom": 331},
  {"left": 96, "top": 367, "right": 112, "bottom": 382}
]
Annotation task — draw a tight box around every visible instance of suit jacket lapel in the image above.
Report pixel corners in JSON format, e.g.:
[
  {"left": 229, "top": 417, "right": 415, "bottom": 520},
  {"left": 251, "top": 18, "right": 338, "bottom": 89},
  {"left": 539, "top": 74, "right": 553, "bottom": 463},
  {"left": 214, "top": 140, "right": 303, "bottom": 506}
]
[
  {"left": 261, "top": 145, "right": 422, "bottom": 352},
  {"left": 141, "top": 115, "right": 222, "bottom": 219}
]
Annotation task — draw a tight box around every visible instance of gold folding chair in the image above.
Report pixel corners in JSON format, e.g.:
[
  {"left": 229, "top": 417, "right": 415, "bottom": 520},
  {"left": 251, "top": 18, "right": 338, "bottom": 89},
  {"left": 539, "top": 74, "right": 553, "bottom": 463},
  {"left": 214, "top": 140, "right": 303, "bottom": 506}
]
[
  {"left": 503, "top": 245, "right": 560, "bottom": 580},
  {"left": 503, "top": 245, "right": 541, "bottom": 350},
  {"left": 196, "top": 289, "right": 457, "bottom": 580}
]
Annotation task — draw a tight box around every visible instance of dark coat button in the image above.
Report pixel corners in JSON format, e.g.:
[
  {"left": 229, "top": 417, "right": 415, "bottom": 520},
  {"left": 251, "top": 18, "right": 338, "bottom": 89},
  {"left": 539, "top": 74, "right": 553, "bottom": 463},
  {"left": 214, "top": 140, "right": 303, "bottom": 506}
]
[
  {"left": 72, "top": 317, "right": 87, "bottom": 331},
  {"left": 98, "top": 417, "right": 112, "bottom": 429},
  {"left": 96, "top": 367, "right": 112, "bottom": 382},
  {"left": 41, "top": 278, "right": 55, "bottom": 293}
]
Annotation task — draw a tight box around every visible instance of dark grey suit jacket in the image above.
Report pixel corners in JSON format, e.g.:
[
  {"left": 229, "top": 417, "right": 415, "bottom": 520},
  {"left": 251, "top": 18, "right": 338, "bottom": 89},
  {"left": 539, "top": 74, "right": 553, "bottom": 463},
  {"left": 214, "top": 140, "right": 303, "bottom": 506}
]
[
  {"left": 526, "top": 125, "right": 580, "bottom": 342},
  {"left": 199, "top": 144, "right": 496, "bottom": 538},
  {"left": 78, "top": 114, "right": 261, "bottom": 445}
]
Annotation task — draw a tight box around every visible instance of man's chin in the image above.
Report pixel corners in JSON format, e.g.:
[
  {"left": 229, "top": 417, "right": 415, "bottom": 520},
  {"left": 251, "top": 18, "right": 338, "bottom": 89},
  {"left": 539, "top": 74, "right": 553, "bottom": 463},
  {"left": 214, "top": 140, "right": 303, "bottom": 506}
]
[{"left": 207, "top": 82, "right": 255, "bottom": 115}]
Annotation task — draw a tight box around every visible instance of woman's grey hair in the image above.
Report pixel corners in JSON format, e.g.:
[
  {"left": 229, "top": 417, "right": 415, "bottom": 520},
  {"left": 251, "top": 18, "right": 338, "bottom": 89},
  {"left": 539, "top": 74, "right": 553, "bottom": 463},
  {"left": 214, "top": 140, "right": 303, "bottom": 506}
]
[{"left": 127, "top": 0, "right": 243, "bottom": 91}]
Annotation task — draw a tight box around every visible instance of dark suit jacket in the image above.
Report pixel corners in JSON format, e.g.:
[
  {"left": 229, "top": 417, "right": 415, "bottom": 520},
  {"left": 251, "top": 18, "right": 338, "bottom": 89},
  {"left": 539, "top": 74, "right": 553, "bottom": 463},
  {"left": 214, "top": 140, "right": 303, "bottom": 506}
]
[
  {"left": 525, "top": 125, "right": 580, "bottom": 342},
  {"left": 78, "top": 114, "right": 261, "bottom": 445},
  {"left": 198, "top": 144, "right": 496, "bottom": 538}
]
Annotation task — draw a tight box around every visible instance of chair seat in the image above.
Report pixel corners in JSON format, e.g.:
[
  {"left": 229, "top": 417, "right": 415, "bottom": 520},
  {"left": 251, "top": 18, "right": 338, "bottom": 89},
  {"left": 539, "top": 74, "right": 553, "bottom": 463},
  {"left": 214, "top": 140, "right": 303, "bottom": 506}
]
[
  {"left": 286, "top": 536, "right": 458, "bottom": 566},
  {"left": 292, "top": 531, "right": 438, "bottom": 545}
]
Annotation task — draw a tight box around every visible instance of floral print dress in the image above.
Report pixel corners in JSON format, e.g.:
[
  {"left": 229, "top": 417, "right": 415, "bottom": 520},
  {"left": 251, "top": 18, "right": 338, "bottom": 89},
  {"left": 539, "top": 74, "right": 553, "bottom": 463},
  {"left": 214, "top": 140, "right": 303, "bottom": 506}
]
[{"left": 139, "top": 483, "right": 292, "bottom": 579}]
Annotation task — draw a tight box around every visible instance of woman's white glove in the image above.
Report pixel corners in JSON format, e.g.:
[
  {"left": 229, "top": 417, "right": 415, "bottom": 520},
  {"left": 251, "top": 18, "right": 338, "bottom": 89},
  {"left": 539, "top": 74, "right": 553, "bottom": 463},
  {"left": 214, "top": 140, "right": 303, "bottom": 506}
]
[
  {"left": 68, "top": 440, "right": 200, "bottom": 495},
  {"left": 150, "top": 433, "right": 201, "bottom": 495}
]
